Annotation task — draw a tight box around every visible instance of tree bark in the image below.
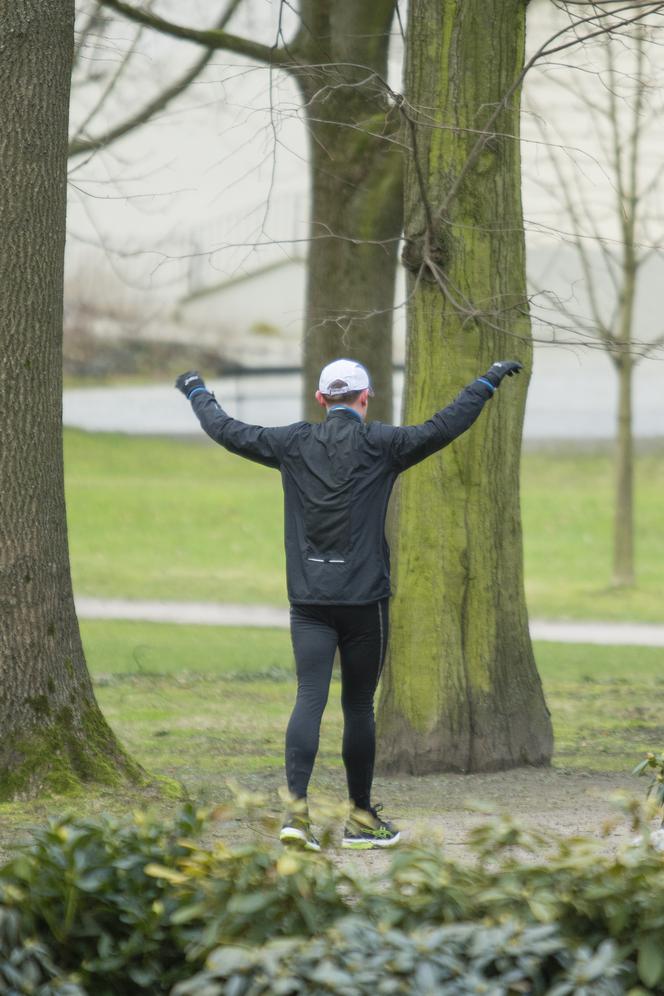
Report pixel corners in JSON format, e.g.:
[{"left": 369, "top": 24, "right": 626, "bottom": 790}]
[
  {"left": 608, "top": 28, "right": 641, "bottom": 590},
  {"left": 0, "top": 0, "right": 141, "bottom": 800},
  {"left": 295, "top": 0, "right": 402, "bottom": 422},
  {"left": 612, "top": 354, "right": 635, "bottom": 586},
  {"left": 377, "top": 0, "right": 553, "bottom": 773}
]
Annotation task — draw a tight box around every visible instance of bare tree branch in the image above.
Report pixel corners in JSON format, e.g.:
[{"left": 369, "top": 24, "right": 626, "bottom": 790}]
[
  {"left": 527, "top": 15, "right": 664, "bottom": 378},
  {"left": 530, "top": 110, "right": 618, "bottom": 343},
  {"left": 178, "top": 255, "right": 305, "bottom": 306},
  {"left": 529, "top": 108, "right": 623, "bottom": 297},
  {"left": 69, "top": 0, "right": 246, "bottom": 158},
  {"left": 74, "top": 5, "right": 106, "bottom": 64},
  {"left": 83, "top": 0, "right": 663, "bottom": 370},
  {"left": 639, "top": 331, "right": 664, "bottom": 359},
  {"left": 435, "top": 1, "right": 664, "bottom": 222},
  {"left": 70, "top": 20, "right": 144, "bottom": 150},
  {"left": 98, "top": 0, "right": 292, "bottom": 67}
]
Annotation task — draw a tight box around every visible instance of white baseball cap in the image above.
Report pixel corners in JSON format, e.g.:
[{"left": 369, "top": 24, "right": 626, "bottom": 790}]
[{"left": 318, "top": 358, "right": 374, "bottom": 397}]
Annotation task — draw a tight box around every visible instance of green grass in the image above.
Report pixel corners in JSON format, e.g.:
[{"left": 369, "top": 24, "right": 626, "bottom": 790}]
[
  {"left": 65, "top": 431, "right": 664, "bottom": 621},
  {"left": 78, "top": 620, "right": 664, "bottom": 785},
  {"left": 1, "top": 624, "right": 661, "bottom": 858},
  {"left": 522, "top": 452, "right": 664, "bottom": 621},
  {"left": 81, "top": 620, "right": 293, "bottom": 676},
  {"left": 65, "top": 431, "right": 285, "bottom": 604},
  {"left": 535, "top": 641, "right": 664, "bottom": 772}
]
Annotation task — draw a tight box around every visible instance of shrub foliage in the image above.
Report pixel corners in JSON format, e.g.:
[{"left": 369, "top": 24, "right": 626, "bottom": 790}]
[
  {"left": 1, "top": 797, "right": 664, "bottom": 994},
  {"left": 172, "top": 917, "right": 626, "bottom": 996}
]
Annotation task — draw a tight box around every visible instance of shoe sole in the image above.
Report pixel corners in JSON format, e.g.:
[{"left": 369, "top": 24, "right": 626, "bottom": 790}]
[
  {"left": 279, "top": 827, "right": 321, "bottom": 852},
  {"left": 341, "top": 831, "right": 401, "bottom": 850}
]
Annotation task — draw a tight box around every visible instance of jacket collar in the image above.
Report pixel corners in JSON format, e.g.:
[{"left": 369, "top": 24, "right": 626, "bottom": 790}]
[{"left": 326, "top": 406, "right": 363, "bottom": 422}]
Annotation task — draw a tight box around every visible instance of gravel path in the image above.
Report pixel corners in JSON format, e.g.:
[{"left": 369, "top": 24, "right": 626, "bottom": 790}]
[
  {"left": 0, "top": 768, "right": 650, "bottom": 869},
  {"left": 211, "top": 767, "right": 648, "bottom": 868},
  {"left": 76, "top": 596, "right": 664, "bottom": 646}
]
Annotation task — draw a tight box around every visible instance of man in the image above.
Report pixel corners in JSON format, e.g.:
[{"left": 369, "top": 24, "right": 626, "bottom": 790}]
[{"left": 176, "top": 357, "right": 522, "bottom": 850}]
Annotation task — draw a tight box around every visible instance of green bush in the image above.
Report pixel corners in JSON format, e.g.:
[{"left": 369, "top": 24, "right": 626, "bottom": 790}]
[
  {"left": 0, "top": 904, "right": 84, "bottom": 995},
  {"left": 161, "top": 838, "right": 353, "bottom": 959},
  {"left": 2, "top": 803, "right": 664, "bottom": 994},
  {"left": 363, "top": 810, "right": 664, "bottom": 991},
  {"left": 0, "top": 805, "right": 352, "bottom": 995},
  {"left": 0, "top": 805, "right": 208, "bottom": 994},
  {"left": 633, "top": 751, "right": 664, "bottom": 810},
  {"left": 172, "top": 916, "right": 626, "bottom": 996}
]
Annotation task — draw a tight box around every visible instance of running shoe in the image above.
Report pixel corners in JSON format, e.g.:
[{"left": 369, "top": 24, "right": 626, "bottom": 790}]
[
  {"left": 279, "top": 812, "right": 321, "bottom": 852},
  {"left": 342, "top": 804, "right": 400, "bottom": 849}
]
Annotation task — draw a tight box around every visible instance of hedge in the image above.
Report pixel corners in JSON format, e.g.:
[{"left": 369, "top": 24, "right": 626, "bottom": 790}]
[{"left": 1, "top": 798, "right": 663, "bottom": 994}]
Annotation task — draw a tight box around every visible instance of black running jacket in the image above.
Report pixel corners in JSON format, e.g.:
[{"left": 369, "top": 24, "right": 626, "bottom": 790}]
[{"left": 190, "top": 379, "right": 494, "bottom": 605}]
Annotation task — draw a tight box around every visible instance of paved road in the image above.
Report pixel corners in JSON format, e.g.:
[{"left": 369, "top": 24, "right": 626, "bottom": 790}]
[{"left": 76, "top": 597, "right": 664, "bottom": 646}]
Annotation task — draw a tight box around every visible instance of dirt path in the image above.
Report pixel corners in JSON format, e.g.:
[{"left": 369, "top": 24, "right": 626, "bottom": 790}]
[
  {"left": 0, "top": 768, "right": 647, "bottom": 870},
  {"left": 372, "top": 767, "right": 635, "bottom": 836},
  {"left": 203, "top": 766, "right": 646, "bottom": 870},
  {"left": 327, "top": 768, "right": 645, "bottom": 871}
]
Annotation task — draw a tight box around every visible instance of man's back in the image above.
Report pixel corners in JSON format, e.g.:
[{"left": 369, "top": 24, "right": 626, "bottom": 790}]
[
  {"left": 279, "top": 408, "right": 396, "bottom": 604},
  {"left": 188, "top": 376, "right": 495, "bottom": 604}
]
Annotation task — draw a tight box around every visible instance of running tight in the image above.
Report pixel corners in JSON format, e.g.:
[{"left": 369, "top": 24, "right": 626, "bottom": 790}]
[{"left": 285, "top": 599, "right": 388, "bottom": 810}]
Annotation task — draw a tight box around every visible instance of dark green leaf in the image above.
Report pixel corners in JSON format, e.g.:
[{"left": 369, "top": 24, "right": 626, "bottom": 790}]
[{"left": 637, "top": 934, "right": 664, "bottom": 987}]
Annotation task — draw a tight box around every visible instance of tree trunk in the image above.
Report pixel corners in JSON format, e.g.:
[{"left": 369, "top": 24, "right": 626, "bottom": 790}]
[
  {"left": 609, "top": 36, "right": 640, "bottom": 590},
  {"left": 296, "top": 0, "right": 402, "bottom": 422},
  {"left": 0, "top": 0, "right": 141, "bottom": 800},
  {"left": 377, "top": 0, "right": 553, "bottom": 773},
  {"left": 612, "top": 356, "right": 635, "bottom": 586}
]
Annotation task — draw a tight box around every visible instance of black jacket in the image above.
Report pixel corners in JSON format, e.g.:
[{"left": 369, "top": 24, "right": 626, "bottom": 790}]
[{"left": 190, "top": 379, "right": 494, "bottom": 604}]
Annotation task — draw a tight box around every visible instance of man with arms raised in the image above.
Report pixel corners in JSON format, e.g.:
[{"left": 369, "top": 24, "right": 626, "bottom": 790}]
[{"left": 176, "top": 357, "right": 521, "bottom": 850}]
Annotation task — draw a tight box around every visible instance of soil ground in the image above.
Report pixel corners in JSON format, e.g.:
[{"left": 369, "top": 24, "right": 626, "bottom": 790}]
[
  {"left": 200, "top": 766, "right": 645, "bottom": 873},
  {"left": 0, "top": 767, "right": 643, "bottom": 871}
]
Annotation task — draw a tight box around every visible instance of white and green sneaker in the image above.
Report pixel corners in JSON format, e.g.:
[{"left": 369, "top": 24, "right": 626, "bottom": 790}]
[
  {"left": 342, "top": 804, "right": 400, "bottom": 849},
  {"left": 279, "top": 812, "right": 321, "bottom": 852}
]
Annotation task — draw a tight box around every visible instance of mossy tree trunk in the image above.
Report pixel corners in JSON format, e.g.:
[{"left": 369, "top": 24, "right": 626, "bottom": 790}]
[
  {"left": 0, "top": 0, "right": 142, "bottom": 800},
  {"left": 294, "top": 0, "right": 403, "bottom": 422},
  {"left": 377, "top": 0, "right": 553, "bottom": 773}
]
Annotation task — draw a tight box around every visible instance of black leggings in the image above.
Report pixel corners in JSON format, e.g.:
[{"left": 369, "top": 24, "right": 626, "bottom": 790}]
[{"left": 285, "top": 599, "right": 388, "bottom": 810}]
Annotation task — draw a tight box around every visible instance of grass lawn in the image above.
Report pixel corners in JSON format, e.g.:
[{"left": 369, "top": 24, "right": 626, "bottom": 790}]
[
  {"left": 1, "top": 622, "right": 661, "bottom": 858},
  {"left": 64, "top": 431, "right": 664, "bottom": 621},
  {"left": 65, "top": 431, "right": 285, "bottom": 605},
  {"left": 80, "top": 620, "right": 664, "bottom": 788},
  {"left": 522, "top": 452, "right": 664, "bottom": 621}
]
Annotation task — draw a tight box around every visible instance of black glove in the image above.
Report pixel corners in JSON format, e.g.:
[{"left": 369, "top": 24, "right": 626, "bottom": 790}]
[
  {"left": 175, "top": 370, "right": 206, "bottom": 399},
  {"left": 480, "top": 360, "right": 523, "bottom": 389}
]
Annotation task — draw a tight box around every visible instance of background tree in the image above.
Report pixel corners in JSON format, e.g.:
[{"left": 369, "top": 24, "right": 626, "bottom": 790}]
[
  {"left": 376, "top": 0, "right": 553, "bottom": 774},
  {"left": 378, "top": 0, "right": 664, "bottom": 773},
  {"left": 375, "top": 0, "right": 664, "bottom": 773},
  {"left": 98, "top": 0, "right": 663, "bottom": 776},
  {"left": 0, "top": 0, "right": 140, "bottom": 799},
  {"left": 528, "top": 21, "right": 664, "bottom": 588},
  {"left": 99, "top": 0, "right": 403, "bottom": 421}
]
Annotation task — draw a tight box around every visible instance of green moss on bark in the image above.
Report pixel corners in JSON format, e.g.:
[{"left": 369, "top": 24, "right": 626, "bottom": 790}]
[
  {"left": 0, "top": 703, "right": 145, "bottom": 802},
  {"left": 377, "top": 0, "right": 553, "bottom": 774}
]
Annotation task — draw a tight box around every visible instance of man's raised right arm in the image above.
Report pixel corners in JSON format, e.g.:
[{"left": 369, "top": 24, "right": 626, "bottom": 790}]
[{"left": 386, "top": 361, "right": 523, "bottom": 472}]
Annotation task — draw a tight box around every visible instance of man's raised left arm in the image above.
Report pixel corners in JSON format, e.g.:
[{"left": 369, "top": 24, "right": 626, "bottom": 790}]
[{"left": 385, "top": 360, "right": 523, "bottom": 471}]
